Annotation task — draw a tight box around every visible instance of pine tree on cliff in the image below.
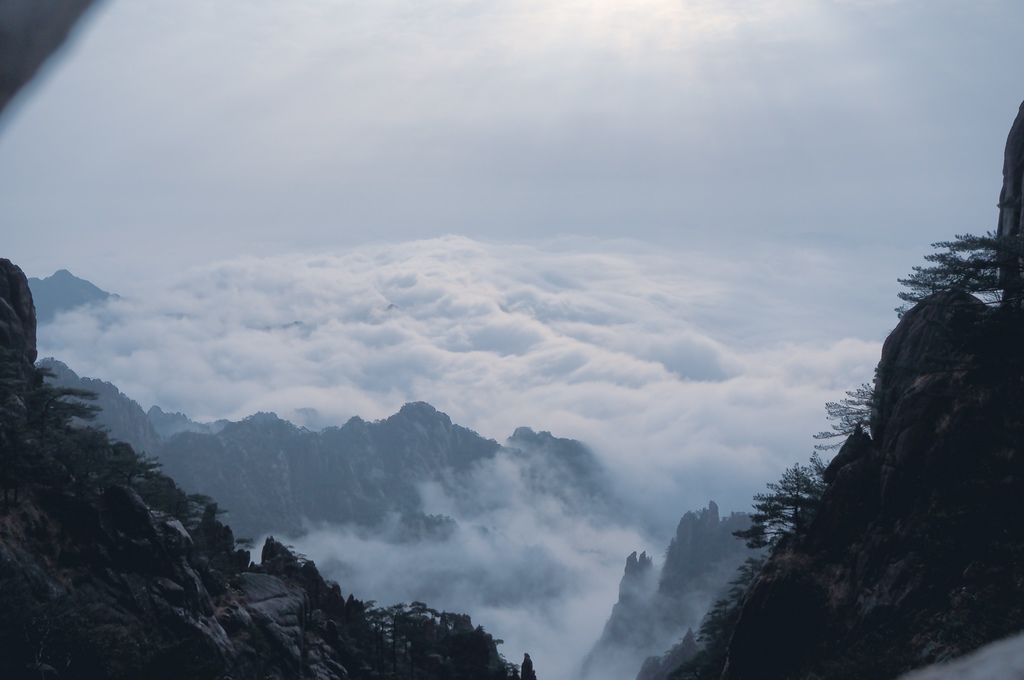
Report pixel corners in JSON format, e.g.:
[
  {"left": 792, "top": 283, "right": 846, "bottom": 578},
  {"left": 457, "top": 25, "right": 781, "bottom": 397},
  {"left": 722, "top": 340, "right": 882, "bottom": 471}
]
[
  {"left": 898, "top": 101, "right": 1024, "bottom": 310},
  {"left": 733, "top": 453, "right": 827, "bottom": 549},
  {"left": 813, "top": 383, "right": 875, "bottom": 448},
  {"left": 897, "top": 232, "right": 1024, "bottom": 310},
  {"left": 521, "top": 653, "right": 537, "bottom": 680}
]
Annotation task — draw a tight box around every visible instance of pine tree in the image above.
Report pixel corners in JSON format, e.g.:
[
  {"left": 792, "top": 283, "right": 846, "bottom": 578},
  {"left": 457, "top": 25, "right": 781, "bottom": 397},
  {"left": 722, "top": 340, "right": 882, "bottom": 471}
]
[
  {"left": 898, "top": 231, "right": 1024, "bottom": 310},
  {"left": 814, "top": 383, "right": 876, "bottom": 449},
  {"left": 733, "top": 454, "right": 827, "bottom": 549}
]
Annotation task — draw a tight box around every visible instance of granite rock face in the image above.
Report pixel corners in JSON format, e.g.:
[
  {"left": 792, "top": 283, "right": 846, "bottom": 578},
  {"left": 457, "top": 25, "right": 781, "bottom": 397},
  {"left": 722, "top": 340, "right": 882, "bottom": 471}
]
[
  {"left": 997, "top": 100, "right": 1024, "bottom": 295},
  {"left": 580, "top": 502, "right": 754, "bottom": 680},
  {"left": 718, "top": 292, "right": 1024, "bottom": 680},
  {"left": 0, "top": 259, "right": 38, "bottom": 381}
]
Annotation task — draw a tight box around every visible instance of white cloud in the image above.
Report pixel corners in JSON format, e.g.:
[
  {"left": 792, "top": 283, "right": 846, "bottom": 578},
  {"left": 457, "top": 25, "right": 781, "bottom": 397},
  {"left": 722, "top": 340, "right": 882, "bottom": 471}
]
[
  {"left": 37, "top": 236, "right": 897, "bottom": 675},
  {"left": 38, "top": 236, "right": 889, "bottom": 521}
]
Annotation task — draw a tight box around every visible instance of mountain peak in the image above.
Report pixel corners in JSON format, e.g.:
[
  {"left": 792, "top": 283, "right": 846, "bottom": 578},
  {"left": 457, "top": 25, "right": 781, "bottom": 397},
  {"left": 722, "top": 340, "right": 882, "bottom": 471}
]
[
  {"left": 393, "top": 401, "right": 453, "bottom": 426},
  {"left": 28, "top": 268, "right": 113, "bottom": 324}
]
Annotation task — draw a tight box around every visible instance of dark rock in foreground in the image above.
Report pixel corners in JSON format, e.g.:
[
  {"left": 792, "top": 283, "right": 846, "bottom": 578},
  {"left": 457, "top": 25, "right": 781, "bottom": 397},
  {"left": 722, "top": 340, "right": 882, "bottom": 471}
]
[
  {"left": 0, "top": 258, "right": 37, "bottom": 381},
  {"left": 719, "top": 292, "right": 1024, "bottom": 680},
  {"left": 0, "top": 259, "right": 526, "bottom": 680}
]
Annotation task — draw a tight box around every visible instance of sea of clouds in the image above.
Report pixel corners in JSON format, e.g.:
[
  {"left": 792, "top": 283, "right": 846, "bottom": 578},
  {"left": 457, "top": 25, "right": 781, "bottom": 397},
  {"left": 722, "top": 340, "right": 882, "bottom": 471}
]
[{"left": 36, "top": 236, "right": 900, "bottom": 677}]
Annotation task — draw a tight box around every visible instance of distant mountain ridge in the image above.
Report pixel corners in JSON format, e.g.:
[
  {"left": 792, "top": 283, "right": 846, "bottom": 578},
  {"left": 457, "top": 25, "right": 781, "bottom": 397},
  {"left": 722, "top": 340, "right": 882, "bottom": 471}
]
[
  {"left": 28, "top": 269, "right": 114, "bottom": 324},
  {"left": 41, "top": 358, "right": 162, "bottom": 453},
  {"left": 41, "top": 358, "right": 615, "bottom": 541}
]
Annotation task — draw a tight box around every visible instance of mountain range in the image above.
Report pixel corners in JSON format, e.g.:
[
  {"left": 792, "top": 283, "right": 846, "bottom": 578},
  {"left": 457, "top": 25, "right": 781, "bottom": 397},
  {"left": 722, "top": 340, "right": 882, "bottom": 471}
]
[{"left": 39, "top": 358, "right": 615, "bottom": 542}]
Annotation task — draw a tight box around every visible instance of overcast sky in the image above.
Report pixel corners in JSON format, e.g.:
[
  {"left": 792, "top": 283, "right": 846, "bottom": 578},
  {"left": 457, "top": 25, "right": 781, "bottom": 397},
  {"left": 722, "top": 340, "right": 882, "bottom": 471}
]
[{"left": 2, "top": 0, "right": 1023, "bottom": 282}]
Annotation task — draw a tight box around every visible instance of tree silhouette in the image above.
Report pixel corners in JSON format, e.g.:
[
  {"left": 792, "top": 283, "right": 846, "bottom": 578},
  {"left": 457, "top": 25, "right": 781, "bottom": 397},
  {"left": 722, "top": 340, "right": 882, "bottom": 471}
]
[
  {"left": 814, "top": 383, "right": 876, "bottom": 449},
  {"left": 898, "top": 231, "right": 1024, "bottom": 310},
  {"left": 671, "top": 557, "right": 765, "bottom": 680},
  {"left": 520, "top": 653, "right": 537, "bottom": 680},
  {"left": 733, "top": 453, "right": 827, "bottom": 549}
]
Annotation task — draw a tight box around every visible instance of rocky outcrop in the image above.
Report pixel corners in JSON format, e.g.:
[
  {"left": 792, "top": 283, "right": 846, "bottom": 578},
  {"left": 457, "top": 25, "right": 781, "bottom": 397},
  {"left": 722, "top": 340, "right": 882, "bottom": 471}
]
[
  {"left": 0, "top": 485, "right": 246, "bottom": 679},
  {"left": 718, "top": 291, "right": 1024, "bottom": 680},
  {"left": 594, "top": 550, "right": 657, "bottom": 660},
  {"left": 0, "top": 258, "right": 37, "bottom": 380},
  {"left": 997, "top": 101, "right": 1024, "bottom": 295},
  {"left": 658, "top": 501, "right": 750, "bottom": 600},
  {"left": 580, "top": 503, "right": 753, "bottom": 680}
]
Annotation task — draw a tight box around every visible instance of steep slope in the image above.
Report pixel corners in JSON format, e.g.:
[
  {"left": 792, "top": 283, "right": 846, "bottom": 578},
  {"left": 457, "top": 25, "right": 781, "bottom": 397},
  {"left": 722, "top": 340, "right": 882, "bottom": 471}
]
[
  {"left": 0, "top": 258, "right": 37, "bottom": 381},
  {"left": 580, "top": 502, "right": 754, "bottom": 680},
  {"left": 40, "top": 357, "right": 161, "bottom": 454},
  {"left": 28, "top": 270, "right": 113, "bottom": 325},
  {"left": 717, "top": 291, "right": 1024, "bottom": 680}
]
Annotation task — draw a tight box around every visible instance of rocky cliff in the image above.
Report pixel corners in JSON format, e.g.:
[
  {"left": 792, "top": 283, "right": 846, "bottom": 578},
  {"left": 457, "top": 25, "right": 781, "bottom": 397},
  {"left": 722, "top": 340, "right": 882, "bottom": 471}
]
[
  {"left": 580, "top": 502, "right": 754, "bottom": 680},
  {"left": 716, "top": 291, "right": 1024, "bottom": 679},
  {"left": 0, "top": 259, "right": 38, "bottom": 382}
]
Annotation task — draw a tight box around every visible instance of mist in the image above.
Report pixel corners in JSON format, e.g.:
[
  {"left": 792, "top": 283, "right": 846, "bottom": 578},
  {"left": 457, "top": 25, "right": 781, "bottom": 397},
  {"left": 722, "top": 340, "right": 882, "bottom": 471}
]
[
  {"left": 282, "top": 450, "right": 651, "bottom": 680},
  {"left": 35, "top": 237, "right": 896, "bottom": 530}
]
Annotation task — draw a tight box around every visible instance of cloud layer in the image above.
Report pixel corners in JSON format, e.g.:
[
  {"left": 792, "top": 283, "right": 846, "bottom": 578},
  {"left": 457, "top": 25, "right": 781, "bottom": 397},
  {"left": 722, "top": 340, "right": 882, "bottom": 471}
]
[
  {"left": 37, "top": 236, "right": 897, "bottom": 676},
  {"left": 38, "top": 237, "right": 889, "bottom": 523}
]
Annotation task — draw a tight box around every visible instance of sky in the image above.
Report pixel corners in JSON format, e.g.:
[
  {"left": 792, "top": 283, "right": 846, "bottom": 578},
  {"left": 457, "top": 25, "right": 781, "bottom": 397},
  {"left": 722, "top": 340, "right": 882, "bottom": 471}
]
[
  {"left": 2, "top": 0, "right": 1023, "bottom": 280},
  {"left": 5, "top": 1, "right": 1024, "bottom": 675}
]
